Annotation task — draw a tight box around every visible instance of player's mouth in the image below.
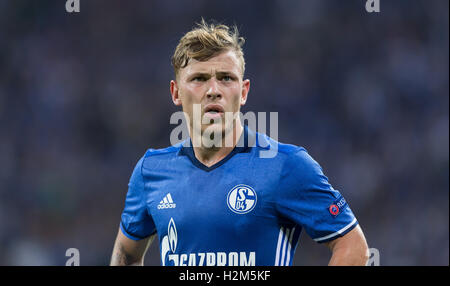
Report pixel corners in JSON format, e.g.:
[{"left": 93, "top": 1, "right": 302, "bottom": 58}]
[{"left": 203, "top": 104, "right": 225, "bottom": 119}]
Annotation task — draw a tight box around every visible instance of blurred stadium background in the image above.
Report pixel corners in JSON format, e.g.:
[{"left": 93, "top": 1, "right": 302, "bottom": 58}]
[{"left": 0, "top": 0, "right": 448, "bottom": 265}]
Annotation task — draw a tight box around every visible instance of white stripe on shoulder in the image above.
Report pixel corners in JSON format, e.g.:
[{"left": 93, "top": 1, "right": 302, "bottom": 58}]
[{"left": 313, "top": 218, "right": 357, "bottom": 242}]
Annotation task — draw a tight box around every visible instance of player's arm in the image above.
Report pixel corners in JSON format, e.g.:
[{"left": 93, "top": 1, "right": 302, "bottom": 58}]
[
  {"left": 324, "top": 224, "right": 369, "bottom": 266},
  {"left": 110, "top": 228, "right": 156, "bottom": 266}
]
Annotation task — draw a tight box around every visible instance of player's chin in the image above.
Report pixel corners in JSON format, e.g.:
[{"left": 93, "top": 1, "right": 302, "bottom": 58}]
[
  {"left": 201, "top": 115, "right": 238, "bottom": 135},
  {"left": 201, "top": 121, "right": 225, "bottom": 133}
]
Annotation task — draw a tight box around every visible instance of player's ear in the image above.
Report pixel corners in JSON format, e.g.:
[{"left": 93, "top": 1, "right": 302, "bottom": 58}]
[
  {"left": 240, "top": 79, "right": 250, "bottom": 106},
  {"left": 170, "top": 80, "right": 182, "bottom": 106}
]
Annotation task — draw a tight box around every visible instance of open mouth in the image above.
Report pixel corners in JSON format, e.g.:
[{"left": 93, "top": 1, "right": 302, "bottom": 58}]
[{"left": 204, "top": 104, "right": 225, "bottom": 118}]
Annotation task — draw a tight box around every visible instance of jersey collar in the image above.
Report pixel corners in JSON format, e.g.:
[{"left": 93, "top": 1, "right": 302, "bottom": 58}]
[{"left": 178, "top": 125, "right": 254, "bottom": 172}]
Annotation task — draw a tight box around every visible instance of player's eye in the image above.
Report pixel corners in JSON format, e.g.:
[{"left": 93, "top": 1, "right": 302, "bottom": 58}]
[
  {"left": 192, "top": 76, "right": 207, "bottom": 82},
  {"left": 220, "top": 75, "right": 234, "bottom": 82}
]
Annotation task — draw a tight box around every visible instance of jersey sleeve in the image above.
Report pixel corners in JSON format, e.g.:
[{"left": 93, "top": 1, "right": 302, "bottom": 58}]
[
  {"left": 276, "top": 148, "right": 358, "bottom": 243},
  {"left": 120, "top": 155, "right": 156, "bottom": 240}
]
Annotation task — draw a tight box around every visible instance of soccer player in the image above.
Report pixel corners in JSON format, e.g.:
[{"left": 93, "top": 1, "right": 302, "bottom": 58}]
[{"left": 110, "top": 20, "right": 369, "bottom": 266}]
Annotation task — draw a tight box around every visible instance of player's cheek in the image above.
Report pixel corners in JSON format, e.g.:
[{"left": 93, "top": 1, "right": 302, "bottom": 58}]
[{"left": 232, "top": 91, "right": 242, "bottom": 111}]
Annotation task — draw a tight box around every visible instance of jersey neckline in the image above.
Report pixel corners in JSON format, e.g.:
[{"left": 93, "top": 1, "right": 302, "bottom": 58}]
[{"left": 178, "top": 125, "right": 254, "bottom": 172}]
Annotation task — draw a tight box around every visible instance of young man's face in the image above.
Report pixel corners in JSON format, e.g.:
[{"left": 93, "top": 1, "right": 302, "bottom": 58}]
[{"left": 170, "top": 49, "right": 250, "bottom": 141}]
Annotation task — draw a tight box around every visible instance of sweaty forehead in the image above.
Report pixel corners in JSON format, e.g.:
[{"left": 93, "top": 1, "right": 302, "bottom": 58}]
[{"left": 182, "top": 50, "right": 243, "bottom": 77}]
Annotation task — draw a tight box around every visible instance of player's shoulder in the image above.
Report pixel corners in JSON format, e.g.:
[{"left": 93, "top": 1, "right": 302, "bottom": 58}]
[
  {"left": 139, "top": 141, "right": 185, "bottom": 168},
  {"left": 143, "top": 142, "right": 184, "bottom": 158},
  {"left": 254, "top": 131, "right": 319, "bottom": 170},
  {"left": 255, "top": 134, "right": 327, "bottom": 191},
  {"left": 254, "top": 130, "right": 308, "bottom": 157}
]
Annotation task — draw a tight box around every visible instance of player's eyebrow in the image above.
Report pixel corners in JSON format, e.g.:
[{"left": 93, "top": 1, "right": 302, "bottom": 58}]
[
  {"left": 215, "top": 71, "right": 237, "bottom": 77},
  {"left": 187, "top": 72, "right": 211, "bottom": 79},
  {"left": 187, "top": 70, "right": 239, "bottom": 80}
]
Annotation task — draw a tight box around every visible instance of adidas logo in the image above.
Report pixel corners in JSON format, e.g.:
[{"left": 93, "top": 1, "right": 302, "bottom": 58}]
[{"left": 157, "top": 193, "right": 176, "bottom": 209}]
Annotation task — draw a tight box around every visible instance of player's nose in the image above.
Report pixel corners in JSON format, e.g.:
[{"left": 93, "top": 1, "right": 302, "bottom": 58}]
[{"left": 206, "top": 78, "right": 222, "bottom": 100}]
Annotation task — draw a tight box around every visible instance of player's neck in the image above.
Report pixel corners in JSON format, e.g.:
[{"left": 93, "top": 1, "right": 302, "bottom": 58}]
[{"left": 192, "top": 123, "right": 244, "bottom": 168}]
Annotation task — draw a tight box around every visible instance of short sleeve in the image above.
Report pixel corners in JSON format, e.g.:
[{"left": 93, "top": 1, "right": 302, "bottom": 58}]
[
  {"left": 120, "top": 155, "right": 156, "bottom": 240},
  {"left": 276, "top": 149, "right": 358, "bottom": 243}
]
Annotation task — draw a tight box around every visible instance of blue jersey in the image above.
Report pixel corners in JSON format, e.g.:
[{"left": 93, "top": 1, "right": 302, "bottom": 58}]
[{"left": 120, "top": 126, "right": 358, "bottom": 266}]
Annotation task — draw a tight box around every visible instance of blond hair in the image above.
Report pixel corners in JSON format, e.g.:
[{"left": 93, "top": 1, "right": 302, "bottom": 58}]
[{"left": 171, "top": 19, "right": 246, "bottom": 79}]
